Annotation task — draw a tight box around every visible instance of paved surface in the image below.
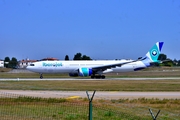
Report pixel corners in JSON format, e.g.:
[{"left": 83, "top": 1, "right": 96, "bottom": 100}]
[
  {"left": 0, "top": 77, "right": 180, "bottom": 81},
  {"left": 0, "top": 77, "right": 179, "bottom": 99},
  {"left": 7, "top": 69, "right": 34, "bottom": 73},
  {"left": 0, "top": 90, "right": 180, "bottom": 99}
]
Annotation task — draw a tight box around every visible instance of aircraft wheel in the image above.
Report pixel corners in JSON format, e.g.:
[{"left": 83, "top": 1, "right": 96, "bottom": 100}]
[
  {"left": 91, "top": 76, "right": 95, "bottom": 79},
  {"left": 93, "top": 75, "right": 105, "bottom": 79},
  {"left": 95, "top": 75, "right": 101, "bottom": 79},
  {"left": 40, "top": 74, "right": 43, "bottom": 79},
  {"left": 101, "top": 75, "right": 105, "bottom": 79}
]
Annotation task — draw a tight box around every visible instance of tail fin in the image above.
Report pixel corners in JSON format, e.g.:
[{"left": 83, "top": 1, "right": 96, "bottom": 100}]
[{"left": 142, "top": 42, "right": 164, "bottom": 63}]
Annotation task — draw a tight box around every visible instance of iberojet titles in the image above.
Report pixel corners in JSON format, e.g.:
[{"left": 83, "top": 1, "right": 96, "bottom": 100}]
[{"left": 42, "top": 62, "right": 62, "bottom": 67}]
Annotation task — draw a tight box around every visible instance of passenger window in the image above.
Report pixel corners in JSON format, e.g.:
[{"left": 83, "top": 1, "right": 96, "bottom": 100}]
[{"left": 30, "top": 64, "right": 35, "bottom": 66}]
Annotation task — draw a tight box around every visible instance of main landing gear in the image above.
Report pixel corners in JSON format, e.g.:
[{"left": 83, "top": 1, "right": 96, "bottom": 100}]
[
  {"left": 40, "top": 73, "right": 43, "bottom": 79},
  {"left": 91, "top": 75, "right": 105, "bottom": 79}
]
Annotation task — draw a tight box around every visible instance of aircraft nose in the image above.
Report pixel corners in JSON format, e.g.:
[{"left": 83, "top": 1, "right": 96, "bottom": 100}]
[
  {"left": 26, "top": 63, "right": 36, "bottom": 72},
  {"left": 26, "top": 66, "right": 30, "bottom": 70},
  {"left": 26, "top": 65, "right": 33, "bottom": 70}
]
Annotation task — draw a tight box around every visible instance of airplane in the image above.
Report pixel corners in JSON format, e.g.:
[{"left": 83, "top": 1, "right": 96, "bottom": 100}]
[{"left": 26, "top": 42, "right": 164, "bottom": 79}]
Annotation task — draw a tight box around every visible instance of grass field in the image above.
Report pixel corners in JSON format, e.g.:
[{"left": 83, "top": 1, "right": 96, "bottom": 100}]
[
  {"left": 0, "top": 96, "right": 179, "bottom": 120},
  {"left": 0, "top": 80, "right": 180, "bottom": 91},
  {"left": 0, "top": 66, "right": 180, "bottom": 78},
  {"left": 1, "top": 71, "right": 180, "bottom": 78},
  {"left": 0, "top": 68, "right": 12, "bottom": 72}
]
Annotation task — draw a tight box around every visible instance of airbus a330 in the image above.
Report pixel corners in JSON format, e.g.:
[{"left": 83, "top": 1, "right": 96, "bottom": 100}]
[{"left": 27, "top": 42, "right": 164, "bottom": 79}]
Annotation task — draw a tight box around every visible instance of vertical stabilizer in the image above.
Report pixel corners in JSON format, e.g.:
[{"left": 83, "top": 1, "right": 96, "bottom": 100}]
[{"left": 143, "top": 42, "right": 164, "bottom": 63}]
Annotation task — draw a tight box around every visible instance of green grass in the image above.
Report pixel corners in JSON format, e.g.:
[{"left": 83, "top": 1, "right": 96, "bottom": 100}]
[
  {"left": 0, "top": 97, "right": 179, "bottom": 120},
  {"left": 0, "top": 80, "right": 180, "bottom": 91},
  {"left": 0, "top": 73, "right": 69, "bottom": 78},
  {"left": 1, "top": 67, "right": 180, "bottom": 78},
  {"left": 2, "top": 72, "right": 180, "bottom": 79},
  {"left": 0, "top": 68, "right": 12, "bottom": 72}
]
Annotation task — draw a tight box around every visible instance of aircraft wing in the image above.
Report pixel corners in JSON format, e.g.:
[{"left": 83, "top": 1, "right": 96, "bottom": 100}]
[{"left": 91, "top": 60, "right": 137, "bottom": 71}]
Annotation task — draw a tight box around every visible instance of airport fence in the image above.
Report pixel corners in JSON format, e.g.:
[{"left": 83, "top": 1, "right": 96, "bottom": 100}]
[{"left": 0, "top": 91, "right": 179, "bottom": 120}]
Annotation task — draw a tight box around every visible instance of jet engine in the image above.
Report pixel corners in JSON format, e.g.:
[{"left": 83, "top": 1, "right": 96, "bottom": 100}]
[
  {"left": 69, "top": 73, "right": 79, "bottom": 77},
  {"left": 78, "top": 68, "right": 93, "bottom": 77}
]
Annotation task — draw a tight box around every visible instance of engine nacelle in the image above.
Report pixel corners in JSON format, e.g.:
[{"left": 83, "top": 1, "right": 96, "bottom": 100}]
[
  {"left": 69, "top": 73, "right": 79, "bottom": 77},
  {"left": 102, "top": 69, "right": 113, "bottom": 74},
  {"left": 79, "top": 68, "right": 93, "bottom": 77}
]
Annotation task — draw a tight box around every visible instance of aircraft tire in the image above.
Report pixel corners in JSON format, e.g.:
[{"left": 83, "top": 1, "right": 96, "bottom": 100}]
[
  {"left": 101, "top": 75, "right": 105, "bottom": 79},
  {"left": 40, "top": 74, "right": 43, "bottom": 79},
  {"left": 92, "top": 75, "right": 105, "bottom": 79},
  {"left": 95, "top": 75, "right": 101, "bottom": 79},
  {"left": 91, "top": 76, "right": 95, "bottom": 79}
]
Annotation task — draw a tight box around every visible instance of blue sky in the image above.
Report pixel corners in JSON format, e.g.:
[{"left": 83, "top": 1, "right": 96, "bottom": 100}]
[{"left": 0, "top": 0, "right": 180, "bottom": 60}]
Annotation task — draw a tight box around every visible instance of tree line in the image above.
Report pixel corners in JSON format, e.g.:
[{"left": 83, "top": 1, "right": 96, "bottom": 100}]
[
  {"left": 158, "top": 53, "right": 180, "bottom": 66},
  {"left": 65, "top": 53, "right": 91, "bottom": 60},
  {"left": 2, "top": 53, "right": 180, "bottom": 68},
  {"left": 3, "top": 57, "right": 18, "bottom": 68}
]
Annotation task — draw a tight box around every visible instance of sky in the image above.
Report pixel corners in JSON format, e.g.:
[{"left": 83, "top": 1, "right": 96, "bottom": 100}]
[{"left": 0, "top": 0, "right": 180, "bottom": 60}]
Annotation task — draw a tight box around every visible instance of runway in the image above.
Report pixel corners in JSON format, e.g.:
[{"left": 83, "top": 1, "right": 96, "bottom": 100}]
[
  {"left": 0, "top": 77, "right": 180, "bottom": 81},
  {"left": 0, "top": 90, "right": 180, "bottom": 99}
]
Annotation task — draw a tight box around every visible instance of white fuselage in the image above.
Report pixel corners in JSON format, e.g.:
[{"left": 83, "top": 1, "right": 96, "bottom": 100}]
[
  {"left": 26, "top": 59, "right": 147, "bottom": 74},
  {"left": 26, "top": 42, "right": 163, "bottom": 78}
]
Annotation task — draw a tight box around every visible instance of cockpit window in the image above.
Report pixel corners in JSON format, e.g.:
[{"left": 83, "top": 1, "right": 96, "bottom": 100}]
[{"left": 30, "top": 64, "right": 35, "bottom": 66}]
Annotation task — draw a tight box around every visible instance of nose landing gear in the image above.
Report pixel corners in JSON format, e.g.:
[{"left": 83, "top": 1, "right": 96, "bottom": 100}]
[{"left": 40, "top": 73, "right": 43, "bottom": 79}]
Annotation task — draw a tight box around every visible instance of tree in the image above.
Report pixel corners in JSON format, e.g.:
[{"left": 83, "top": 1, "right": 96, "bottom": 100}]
[
  {"left": 173, "top": 59, "right": 178, "bottom": 66},
  {"left": 4, "top": 57, "right": 10, "bottom": 68},
  {"left": 82, "top": 55, "right": 92, "bottom": 60},
  {"left": 158, "top": 53, "right": 167, "bottom": 61},
  {"left": 162, "top": 58, "right": 173, "bottom": 67},
  {"left": 177, "top": 60, "right": 180, "bottom": 66},
  {"left": 65, "top": 55, "right": 69, "bottom": 60},
  {"left": 73, "top": 53, "right": 82, "bottom": 60},
  {"left": 73, "top": 53, "right": 92, "bottom": 60},
  {"left": 9, "top": 57, "right": 18, "bottom": 68},
  {"left": 4, "top": 57, "right": 18, "bottom": 68}
]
